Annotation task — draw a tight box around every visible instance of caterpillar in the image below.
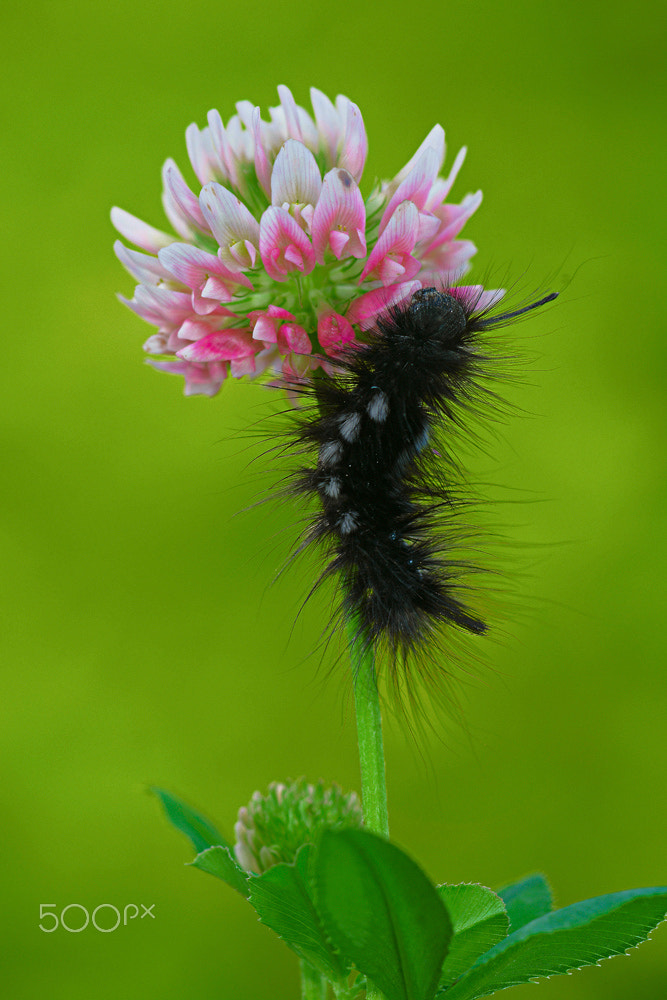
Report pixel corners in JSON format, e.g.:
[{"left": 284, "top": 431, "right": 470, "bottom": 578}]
[{"left": 281, "top": 284, "right": 557, "bottom": 687}]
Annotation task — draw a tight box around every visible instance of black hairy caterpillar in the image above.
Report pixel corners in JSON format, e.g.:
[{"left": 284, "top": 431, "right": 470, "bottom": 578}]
[{"left": 282, "top": 285, "right": 557, "bottom": 682}]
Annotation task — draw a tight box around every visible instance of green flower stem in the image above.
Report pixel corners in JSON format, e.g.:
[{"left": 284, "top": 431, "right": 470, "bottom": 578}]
[
  {"left": 299, "top": 960, "right": 327, "bottom": 1000},
  {"left": 348, "top": 620, "right": 389, "bottom": 840},
  {"left": 348, "top": 623, "right": 389, "bottom": 1000}
]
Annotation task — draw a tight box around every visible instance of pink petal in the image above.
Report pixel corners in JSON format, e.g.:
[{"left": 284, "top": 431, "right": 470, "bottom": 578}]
[
  {"left": 346, "top": 281, "right": 422, "bottom": 331},
  {"left": 427, "top": 191, "right": 483, "bottom": 250},
  {"left": 277, "top": 323, "right": 312, "bottom": 355},
  {"left": 271, "top": 139, "right": 322, "bottom": 211},
  {"left": 119, "top": 285, "right": 192, "bottom": 330},
  {"left": 111, "top": 207, "right": 174, "bottom": 253},
  {"left": 259, "top": 206, "right": 316, "bottom": 281},
  {"left": 201, "top": 275, "right": 235, "bottom": 299},
  {"left": 249, "top": 306, "right": 296, "bottom": 343},
  {"left": 186, "top": 122, "right": 225, "bottom": 186},
  {"left": 230, "top": 354, "right": 257, "bottom": 378},
  {"left": 312, "top": 168, "right": 366, "bottom": 263},
  {"left": 310, "top": 88, "right": 342, "bottom": 166},
  {"left": 424, "top": 146, "right": 467, "bottom": 210},
  {"left": 183, "top": 361, "right": 228, "bottom": 396},
  {"left": 336, "top": 96, "right": 367, "bottom": 183},
  {"left": 161, "top": 159, "right": 208, "bottom": 238},
  {"left": 386, "top": 124, "right": 445, "bottom": 198},
  {"left": 318, "top": 311, "right": 355, "bottom": 355},
  {"left": 235, "top": 100, "right": 255, "bottom": 131},
  {"left": 177, "top": 328, "right": 259, "bottom": 362},
  {"left": 148, "top": 359, "right": 228, "bottom": 397},
  {"left": 277, "top": 85, "right": 303, "bottom": 142},
  {"left": 252, "top": 106, "right": 272, "bottom": 197},
  {"left": 199, "top": 182, "right": 260, "bottom": 269},
  {"left": 329, "top": 231, "right": 350, "bottom": 257},
  {"left": 420, "top": 238, "right": 478, "bottom": 279},
  {"left": 449, "top": 285, "right": 505, "bottom": 313},
  {"left": 207, "top": 109, "right": 241, "bottom": 191},
  {"left": 158, "top": 243, "right": 251, "bottom": 292},
  {"left": 360, "top": 201, "right": 420, "bottom": 284},
  {"left": 380, "top": 147, "right": 441, "bottom": 234},
  {"left": 143, "top": 333, "right": 169, "bottom": 355},
  {"left": 415, "top": 213, "right": 441, "bottom": 248},
  {"left": 114, "top": 240, "right": 173, "bottom": 285}
]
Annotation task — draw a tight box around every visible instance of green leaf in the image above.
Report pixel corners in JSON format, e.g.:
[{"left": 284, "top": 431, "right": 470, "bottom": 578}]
[
  {"left": 440, "top": 886, "right": 667, "bottom": 1000},
  {"left": 315, "top": 828, "right": 452, "bottom": 1000},
  {"left": 437, "top": 884, "right": 509, "bottom": 989},
  {"left": 151, "top": 787, "right": 230, "bottom": 853},
  {"left": 190, "top": 845, "right": 249, "bottom": 897},
  {"left": 248, "top": 845, "right": 348, "bottom": 981},
  {"left": 496, "top": 874, "right": 552, "bottom": 932}
]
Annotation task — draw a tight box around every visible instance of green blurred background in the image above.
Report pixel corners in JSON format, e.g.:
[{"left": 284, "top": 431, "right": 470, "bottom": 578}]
[{"left": 2, "top": 1, "right": 665, "bottom": 997}]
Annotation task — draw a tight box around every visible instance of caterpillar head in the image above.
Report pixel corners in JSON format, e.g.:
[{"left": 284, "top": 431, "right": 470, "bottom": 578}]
[{"left": 407, "top": 287, "right": 468, "bottom": 348}]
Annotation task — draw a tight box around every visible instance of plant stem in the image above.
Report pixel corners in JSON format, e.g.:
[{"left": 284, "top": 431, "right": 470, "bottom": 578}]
[
  {"left": 348, "top": 624, "right": 389, "bottom": 1000},
  {"left": 348, "top": 621, "right": 389, "bottom": 839},
  {"left": 300, "top": 959, "right": 327, "bottom": 1000}
]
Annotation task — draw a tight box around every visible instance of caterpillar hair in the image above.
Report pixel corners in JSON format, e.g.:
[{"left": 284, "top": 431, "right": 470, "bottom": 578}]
[{"left": 275, "top": 284, "right": 557, "bottom": 705}]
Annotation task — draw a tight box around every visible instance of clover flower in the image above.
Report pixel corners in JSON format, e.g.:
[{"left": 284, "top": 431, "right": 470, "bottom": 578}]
[
  {"left": 112, "top": 86, "right": 482, "bottom": 396},
  {"left": 233, "top": 779, "right": 362, "bottom": 874}
]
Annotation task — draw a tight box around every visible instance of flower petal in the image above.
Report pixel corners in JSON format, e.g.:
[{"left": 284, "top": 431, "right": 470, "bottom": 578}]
[
  {"left": 177, "top": 328, "right": 259, "bottom": 362},
  {"left": 427, "top": 191, "right": 483, "bottom": 251},
  {"left": 199, "top": 182, "right": 260, "bottom": 269},
  {"left": 385, "top": 124, "right": 445, "bottom": 200},
  {"left": 318, "top": 311, "right": 355, "bottom": 355},
  {"left": 277, "top": 323, "right": 312, "bottom": 355},
  {"left": 259, "top": 206, "right": 316, "bottom": 281},
  {"left": 158, "top": 242, "right": 251, "bottom": 291},
  {"left": 186, "top": 122, "right": 225, "bottom": 186},
  {"left": 271, "top": 139, "right": 322, "bottom": 210},
  {"left": 148, "top": 358, "right": 228, "bottom": 396},
  {"left": 277, "top": 84, "right": 303, "bottom": 141},
  {"left": 424, "top": 146, "right": 467, "bottom": 211},
  {"left": 336, "top": 96, "right": 367, "bottom": 183},
  {"left": 162, "top": 158, "right": 208, "bottom": 238},
  {"left": 114, "top": 240, "right": 173, "bottom": 285},
  {"left": 380, "top": 147, "right": 441, "bottom": 234},
  {"left": 249, "top": 305, "right": 296, "bottom": 343},
  {"left": 252, "top": 106, "right": 273, "bottom": 198},
  {"left": 119, "top": 285, "right": 192, "bottom": 330},
  {"left": 111, "top": 207, "right": 174, "bottom": 253},
  {"left": 346, "top": 281, "right": 422, "bottom": 331},
  {"left": 312, "top": 168, "right": 366, "bottom": 263},
  {"left": 310, "top": 87, "right": 342, "bottom": 167},
  {"left": 449, "top": 285, "right": 505, "bottom": 313},
  {"left": 420, "top": 237, "right": 477, "bottom": 277},
  {"left": 207, "top": 109, "right": 251, "bottom": 192},
  {"left": 360, "top": 201, "right": 421, "bottom": 284}
]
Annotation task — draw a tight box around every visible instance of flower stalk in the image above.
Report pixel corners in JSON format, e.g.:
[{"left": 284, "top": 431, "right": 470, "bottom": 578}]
[
  {"left": 348, "top": 620, "right": 389, "bottom": 840},
  {"left": 348, "top": 620, "right": 388, "bottom": 1000}
]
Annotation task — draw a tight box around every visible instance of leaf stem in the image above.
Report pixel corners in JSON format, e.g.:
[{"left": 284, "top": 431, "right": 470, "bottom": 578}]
[{"left": 299, "top": 959, "right": 327, "bottom": 1000}]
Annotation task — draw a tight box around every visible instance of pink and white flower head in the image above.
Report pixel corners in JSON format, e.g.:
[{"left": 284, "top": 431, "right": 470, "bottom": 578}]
[{"left": 113, "top": 86, "right": 486, "bottom": 397}]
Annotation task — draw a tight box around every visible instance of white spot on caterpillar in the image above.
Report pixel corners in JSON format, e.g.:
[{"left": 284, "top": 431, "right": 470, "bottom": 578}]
[
  {"left": 367, "top": 391, "right": 389, "bottom": 423},
  {"left": 323, "top": 476, "right": 342, "bottom": 499},
  {"left": 319, "top": 440, "right": 343, "bottom": 467},
  {"left": 338, "top": 412, "right": 361, "bottom": 442},
  {"left": 338, "top": 511, "right": 359, "bottom": 534},
  {"left": 414, "top": 425, "right": 430, "bottom": 452}
]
